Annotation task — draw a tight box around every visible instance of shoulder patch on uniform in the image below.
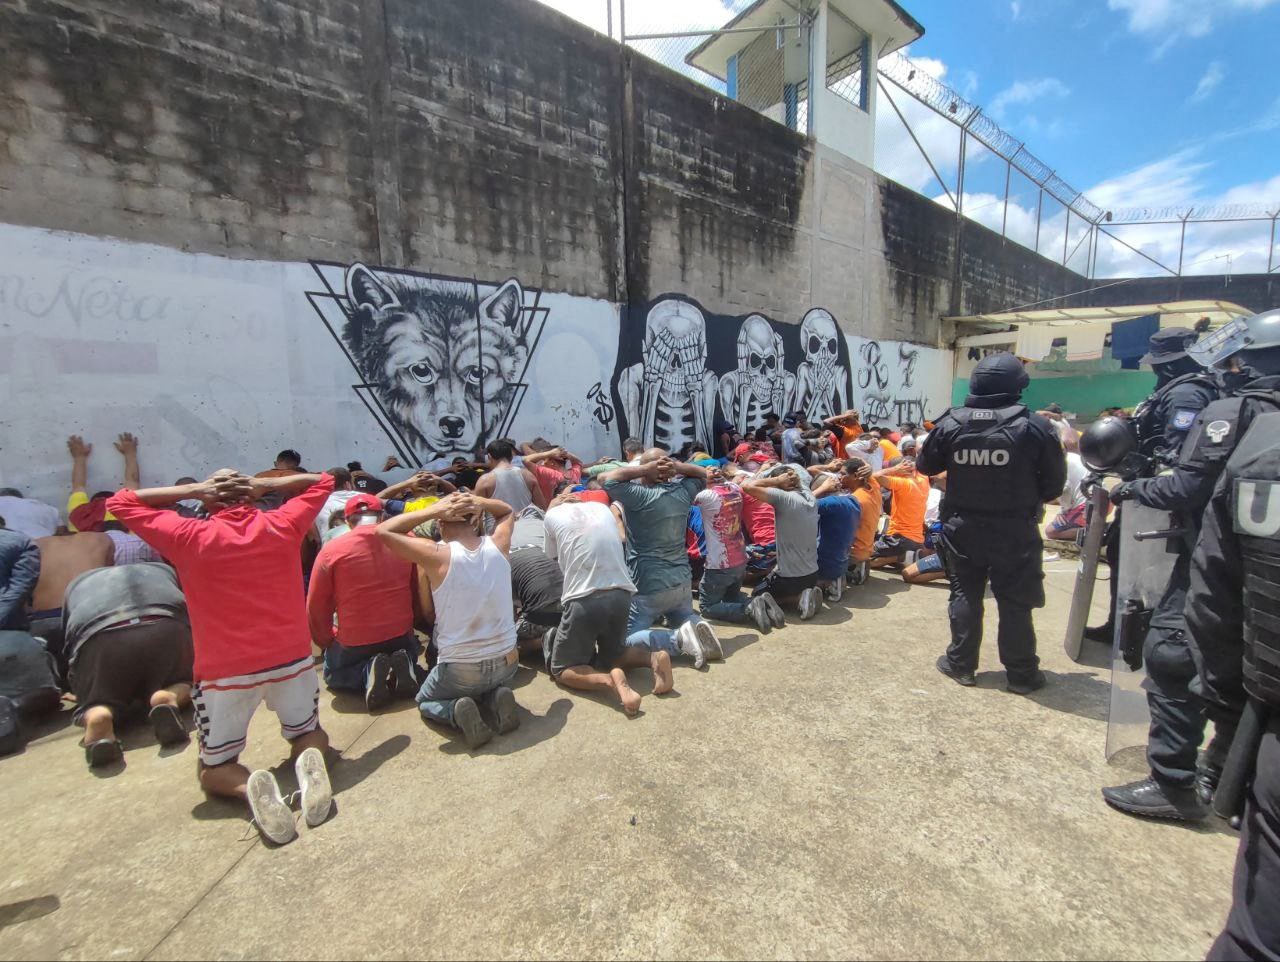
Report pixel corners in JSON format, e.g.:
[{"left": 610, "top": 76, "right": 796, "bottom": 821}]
[
  {"left": 971, "top": 410, "right": 995, "bottom": 420},
  {"left": 1206, "top": 419, "right": 1232, "bottom": 444},
  {"left": 1172, "top": 409, "right": 1197, "bottom": 430},
  {"left": 1234, "top": 479, "right": 1280, "bottom": 538}
]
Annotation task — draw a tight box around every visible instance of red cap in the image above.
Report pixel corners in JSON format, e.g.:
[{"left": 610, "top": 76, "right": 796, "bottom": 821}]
[
  {"left": 732, "top": 443, "right": 753, "bottom": 459},
  {"left": 343, "top": 493, "right": 384, "bottom": 519}
]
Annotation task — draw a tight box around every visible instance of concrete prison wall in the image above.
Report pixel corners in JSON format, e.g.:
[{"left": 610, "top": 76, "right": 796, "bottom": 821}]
[{"left": 1, "top": 0, "right": 1091, "bottom": 503}]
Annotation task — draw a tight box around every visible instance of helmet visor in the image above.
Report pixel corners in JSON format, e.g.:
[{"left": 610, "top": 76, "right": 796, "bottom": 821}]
[{"left": 1186, "top": 317, "right": 1250, "bottom": 369}]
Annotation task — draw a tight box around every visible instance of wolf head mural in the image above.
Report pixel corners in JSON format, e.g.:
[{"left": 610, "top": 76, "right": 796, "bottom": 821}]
[{"left": 341, "top": 264, "right": 528, "bottom": 459}]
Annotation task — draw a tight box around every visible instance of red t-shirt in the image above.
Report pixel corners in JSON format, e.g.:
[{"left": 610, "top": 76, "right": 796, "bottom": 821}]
[
  {"left": 575, "top": 489, "right": 611, "bottom": 505},
  {"left": 106, "top": 475, "right": 335, "bottom": 682},
  {"left": 307, "top": 525, "right": 414, "bottom": 649},
  {"left": 740, "top": 490, "right": 777, "bottom": 545},
  {"left": 529, "top": 462, "right": 583, "bottom": 504}
]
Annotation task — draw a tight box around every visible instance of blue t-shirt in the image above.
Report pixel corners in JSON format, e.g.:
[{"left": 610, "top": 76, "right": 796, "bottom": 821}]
[
  {"left": 816, "top": 495, "right": 860, "bottom": 580},
  {"left": 687, "top": 505, "right": 707, "bottom": 559}
]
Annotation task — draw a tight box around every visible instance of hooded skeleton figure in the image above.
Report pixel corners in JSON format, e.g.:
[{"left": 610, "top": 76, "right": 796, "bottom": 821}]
[
  {"left": 617, "top": 299, "right": 718, "bottom": 452},
  {"left": 717, "top": 314, "right": 795, "bottom": 435},
  {"left": 793, "top": 308, "right": 848, "bottom": 422}
]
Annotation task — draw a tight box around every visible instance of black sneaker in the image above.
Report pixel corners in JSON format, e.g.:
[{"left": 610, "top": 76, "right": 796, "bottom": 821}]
[
  {"left": 1102, "top": 776, "right": 1207, "bottom": 822},
  {"left": 389, "top": 649, "right": 419, "bottom": 700},
  {"left": 492, "top": 687, "right": 520, "bottom": 734},
  {"left": 936, "top": 655, "right": 976, "bottom": 687},
  {"left": 85, "top": 738, "right": 123, "bottom": 768},
  {"left": 365, "top": 653, "right": 393, "bottom": 712},
  {"left": 148, "top": 703, "right": 188, "bottom": 746},
  {"left": 452, "top": 697, "right": 493, "bottom": 749},
  {"left": 1007, "top": 671, "right": 1047, "bottom": 695}
]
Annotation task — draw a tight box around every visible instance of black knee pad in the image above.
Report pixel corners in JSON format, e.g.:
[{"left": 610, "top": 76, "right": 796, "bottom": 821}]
[{"left": 1144, "top": 627, "right": 1197, "bottom": 689}]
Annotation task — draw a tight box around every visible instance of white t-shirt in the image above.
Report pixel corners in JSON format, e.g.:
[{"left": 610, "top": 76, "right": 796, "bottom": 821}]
[
  {"left": 543, "top": 501, "right": 636, "bottom": 603},
  {"left": 1062, "top": 452, "right": 1088, "bottom": 511},
  {"left": 314, "top": 490, "right": 361, "bottom": 541},
  {"left": 924, "top": 487, "right": 942, "bottom": 524},
  {"left": 0, "top": 496, "right": 61, "bottom": 539}
]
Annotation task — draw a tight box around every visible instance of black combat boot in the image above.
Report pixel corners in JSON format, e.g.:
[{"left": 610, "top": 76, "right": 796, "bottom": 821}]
[
  {"left": 1195, "top": 760, "right": 1223, "bottom": 808},
  {"left": 1102, "top": 776, "right": 1207, "bottom": 821}
]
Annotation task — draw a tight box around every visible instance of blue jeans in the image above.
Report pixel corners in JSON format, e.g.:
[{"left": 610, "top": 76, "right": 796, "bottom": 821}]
[
  {"left": 416, "top": 653, "right": 518, "bottom": 727},
  {"left": 323, "top": 632, "right": 420, "bottom": 692},
  {"left": 624, "top": 584, "right": 701, "bottom": 656},
  {"left": 699, "top": 565, "right": 751, "bottom": 623}
]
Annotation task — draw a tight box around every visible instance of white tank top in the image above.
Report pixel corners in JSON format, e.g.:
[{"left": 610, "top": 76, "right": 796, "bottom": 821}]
[
  {"left": 432, "top": 537, "right": 517, "bottom": 663},
  {"left": 490, "top": 466, "right": 533, "bottom": 514}
]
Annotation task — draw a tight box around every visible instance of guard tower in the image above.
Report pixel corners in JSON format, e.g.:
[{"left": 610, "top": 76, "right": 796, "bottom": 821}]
[{"left": 686, "top": 0, "right": 923, "bottom": 167}]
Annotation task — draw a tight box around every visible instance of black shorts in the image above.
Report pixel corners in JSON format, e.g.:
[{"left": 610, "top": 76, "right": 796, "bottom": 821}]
[
  {"left": 546, "top": 589, "right": 632, "bottom": 676},
  {"left": 69, "top": 618, "right": 194, "bottom": 722},
  {"left": 751, "top": 569, "right": 818, "bottom": 601},
  {"left": 872, "top": 533, "right": 923, "bottom": 559}
]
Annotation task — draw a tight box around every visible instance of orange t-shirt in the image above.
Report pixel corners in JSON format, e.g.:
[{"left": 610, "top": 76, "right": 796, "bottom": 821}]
[
  {"left": 835, "top": 425, "right": 862, "bottom": 460},
  {"left": 850, "top": 479, "right": 882, "bottom": 561},
  {"left": 879, "top": 438, "right": 903, "bottom": 463},
  {"left": 881, "top": 472, "right": 930, "bottom": 543}
]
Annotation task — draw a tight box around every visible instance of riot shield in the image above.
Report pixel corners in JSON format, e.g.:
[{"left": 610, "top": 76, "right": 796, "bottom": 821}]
[
  {"left": 1063, "top": 483, "right": 1111, "bottom": 662},
  {"left": 1105, "top": 503, "right": 1178, "bottom": 761}
]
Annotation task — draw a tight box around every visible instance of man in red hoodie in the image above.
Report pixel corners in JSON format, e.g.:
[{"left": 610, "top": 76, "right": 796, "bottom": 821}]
[{"left": 107, "top": 469, "right": 336, "bottom": 846}]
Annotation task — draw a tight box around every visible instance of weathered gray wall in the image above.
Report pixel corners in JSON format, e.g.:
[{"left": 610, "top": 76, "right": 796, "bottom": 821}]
[{"left": 0, "top": 0, "right": 1096, "bottom": 347}]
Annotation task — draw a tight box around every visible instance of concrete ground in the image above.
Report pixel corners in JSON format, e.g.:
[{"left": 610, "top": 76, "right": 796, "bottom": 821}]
[{"left": 0, "top": 559, "right": 1239, "bottom": 961}]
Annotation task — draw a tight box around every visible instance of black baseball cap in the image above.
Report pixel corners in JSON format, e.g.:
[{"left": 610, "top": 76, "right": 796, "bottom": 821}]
[{"left": 1140, "top": 327, "right": 1198, "bottom": 367}]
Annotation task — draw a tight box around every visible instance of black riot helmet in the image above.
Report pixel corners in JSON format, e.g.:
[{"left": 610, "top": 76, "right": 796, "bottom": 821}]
[
  {"left": 1080, "top": 416, "right": 1139, "bottom": 473},
  {"left": 965, "top": 352, "right": 1030, "bottom": 406},
  {"left": 1187, "top": 309, "right": 1280, "bottom": 375}
]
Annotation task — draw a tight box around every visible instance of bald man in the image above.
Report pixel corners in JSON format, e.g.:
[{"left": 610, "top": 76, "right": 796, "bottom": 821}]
[{"left": 600, "top": 451, "right": 721, "bottom": 670}]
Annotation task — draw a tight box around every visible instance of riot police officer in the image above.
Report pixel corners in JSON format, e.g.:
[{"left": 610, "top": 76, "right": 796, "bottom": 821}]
[
  {"left": 917, "top": 353, "right": 1066, "bottom": 693},
  {"left": 1100, "top": 329, "right": 1233, "bottom": 821},
  {"left": 1085, "top": 327, "right": 1219, "bottom": 643},
  {"left": 1181, "top": 308, "right": 1280, "bottom": 959}
]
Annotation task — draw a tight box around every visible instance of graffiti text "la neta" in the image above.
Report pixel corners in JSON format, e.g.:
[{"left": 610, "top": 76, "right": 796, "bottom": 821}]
[{"left": 0, "top": 273, "right": 170, "bottom": 326}]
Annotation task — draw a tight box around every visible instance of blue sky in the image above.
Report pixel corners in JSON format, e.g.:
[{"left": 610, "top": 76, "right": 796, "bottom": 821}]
[
  {"left": 907, "top": 0, "right": 1280, "bottom": 198},
  {"left": 541, "top": 0, "right": 1280, "bottom": 275}
]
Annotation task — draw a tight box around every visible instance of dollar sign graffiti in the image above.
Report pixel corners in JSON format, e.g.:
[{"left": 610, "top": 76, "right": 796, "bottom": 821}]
[{"left": 587, "top": 382, "right": 615, "bottom": 429}]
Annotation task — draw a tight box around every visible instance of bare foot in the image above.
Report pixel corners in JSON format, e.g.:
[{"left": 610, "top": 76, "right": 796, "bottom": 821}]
[
  {"left": 651, "top": 650, "right": 674, "bottom": 695},
  {"left": 611, "top": 668, "right": 642, "bottom": 717}
]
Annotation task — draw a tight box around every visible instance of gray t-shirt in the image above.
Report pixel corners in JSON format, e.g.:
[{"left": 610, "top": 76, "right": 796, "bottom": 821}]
[
  {"left": 62, "top": 562, "right": 188, "bottom": 666},
  {"left": 603, "top": 476, "right": 702, "bottom": 595},
  {"left": 757, "top": 480, "right": 818, "bottom": 577}
]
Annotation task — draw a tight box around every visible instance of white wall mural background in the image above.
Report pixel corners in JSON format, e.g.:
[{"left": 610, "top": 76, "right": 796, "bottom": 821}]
[{"left": 0, "top": 225, "right": 620, "bottom": 506}]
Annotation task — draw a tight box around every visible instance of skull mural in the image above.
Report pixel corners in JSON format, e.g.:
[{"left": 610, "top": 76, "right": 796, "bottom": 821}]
[
  {"left": 793, "top": 308, "right": 849, "bottom": 422},
  {"left": 617, "top": 298, "right": 719, "bottom": 452},
  {"left": 717, "top": 314, "right": 795, "bottom": 435}
]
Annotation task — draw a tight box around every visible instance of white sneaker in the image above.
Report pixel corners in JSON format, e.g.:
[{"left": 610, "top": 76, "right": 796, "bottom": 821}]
[
  {"left": 294, "top": 747, "right": 333, "bottom": 828},
  {"left": 676, "top": 622, "right": 706, "bottom": 669},
  {"left": 823, "top": 577, "right": 844, "bottom": 603},
  {"left": 693, "top": 620, "right": 723, "bottom": 662},
  {"left": 799, "top": 586, "right": 821, "bottom": 621},
  {"left": 247, "top": 769, "right": 297, "bottom": 845}
]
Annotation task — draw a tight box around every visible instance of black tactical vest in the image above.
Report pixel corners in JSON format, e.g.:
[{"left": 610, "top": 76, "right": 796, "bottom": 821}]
[
  {"left": 1228, "top": 408, "right": 1280, "bottom": 709},
  {"left": 1133, "top": 372, "right": 1218, "bottom": 461},
  {"left": 940, "top": 404, "right": 1044, "bottom": 518}
]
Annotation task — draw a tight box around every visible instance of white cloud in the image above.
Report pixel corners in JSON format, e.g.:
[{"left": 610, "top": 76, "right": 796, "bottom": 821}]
[
  {"left": 1189, "top": 61, "right": 1225, "bottom": 104},
  {"left": 989, "top": 78, "right": 1070, "bottom": 120},
  {"left": 1108, "top": 0, "right": 1278, "bottom": 50}
]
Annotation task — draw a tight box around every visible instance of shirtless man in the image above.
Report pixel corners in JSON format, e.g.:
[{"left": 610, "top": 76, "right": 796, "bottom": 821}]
[{"left": 30, "top": 529, "right": 114, "bottom": 668}]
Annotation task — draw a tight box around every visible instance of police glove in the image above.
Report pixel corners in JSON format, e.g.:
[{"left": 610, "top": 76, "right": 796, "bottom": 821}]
[{"left": 1109, "top": 481, "right": 1136, "bottom": 505}]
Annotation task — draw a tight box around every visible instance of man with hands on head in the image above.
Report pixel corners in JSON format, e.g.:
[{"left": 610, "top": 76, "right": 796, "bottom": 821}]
[
  {"left": 376, "top": 491, "right": 523, "bottom": 750},
  {"left": 601, "top": 451, "right": 723, "bottom": 669},
  {"left": 106, "top": 468, "right": 338, "bottom": 846}
]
